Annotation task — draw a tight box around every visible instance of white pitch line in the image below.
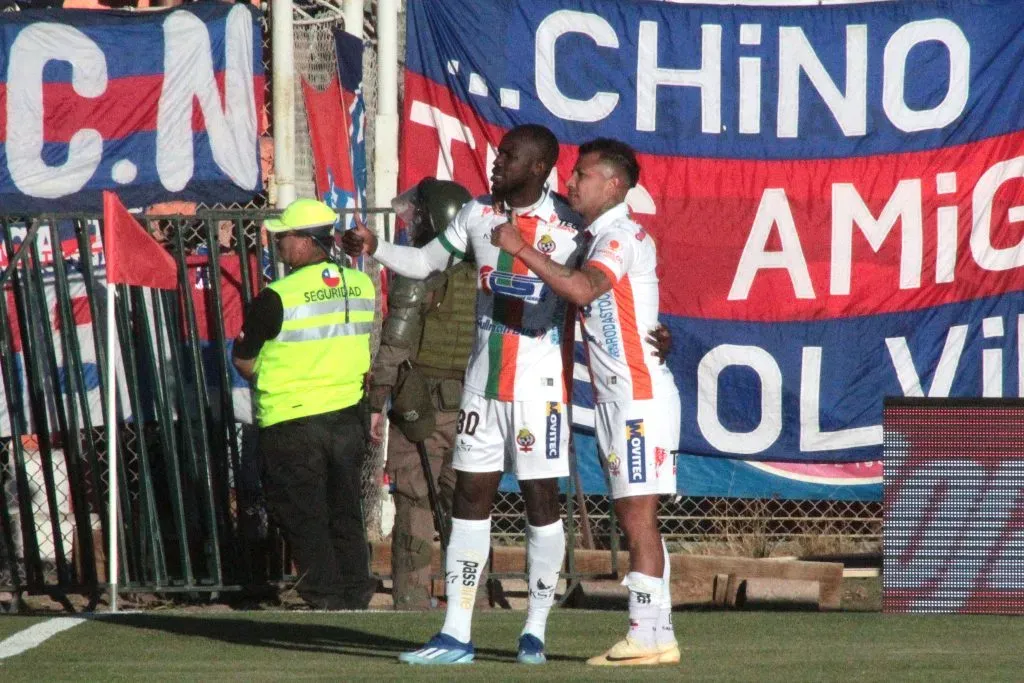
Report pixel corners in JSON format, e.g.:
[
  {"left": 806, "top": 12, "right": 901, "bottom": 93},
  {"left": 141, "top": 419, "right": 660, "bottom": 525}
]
[{"left": 0, "top": 617, "right": 85, "bottom": 661}]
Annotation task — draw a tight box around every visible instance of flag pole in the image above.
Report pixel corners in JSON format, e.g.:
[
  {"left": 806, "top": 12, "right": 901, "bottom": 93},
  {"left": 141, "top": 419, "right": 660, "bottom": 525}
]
[
  {"left": 100, "top": 189, "right": 178, "bottom": 612},
  {"left": 105, "top": 265, "right": 119, "bottom": 612}
]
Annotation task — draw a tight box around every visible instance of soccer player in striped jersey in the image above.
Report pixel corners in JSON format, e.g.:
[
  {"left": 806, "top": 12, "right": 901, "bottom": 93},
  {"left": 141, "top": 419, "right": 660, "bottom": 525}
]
[
  {"left": 344, "top": 124, "right": 584, "bottom": 665},
  {"left": 492, "top": 138, "right": 681, "bottom": 666}
]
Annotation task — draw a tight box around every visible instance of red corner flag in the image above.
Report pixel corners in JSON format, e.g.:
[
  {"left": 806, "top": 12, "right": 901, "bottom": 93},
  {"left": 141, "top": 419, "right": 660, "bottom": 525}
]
[{"left": 103, "top": 191, "right": 177, "bottom": 290}]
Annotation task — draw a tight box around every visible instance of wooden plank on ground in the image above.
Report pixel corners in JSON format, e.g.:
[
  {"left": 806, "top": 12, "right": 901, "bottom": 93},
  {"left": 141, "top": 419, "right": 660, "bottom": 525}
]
[{"left": 370, "top": 542, "right": 843, "bottom": 609}]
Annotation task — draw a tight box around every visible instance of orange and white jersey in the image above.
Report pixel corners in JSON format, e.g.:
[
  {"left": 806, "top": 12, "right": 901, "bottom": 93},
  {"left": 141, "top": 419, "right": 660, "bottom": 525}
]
[
  {"left": 579, "top": 203, "right": 677, "bottom": 403},
  {"left": 438, "top": 190, "right": 585, "bottom": 402}
]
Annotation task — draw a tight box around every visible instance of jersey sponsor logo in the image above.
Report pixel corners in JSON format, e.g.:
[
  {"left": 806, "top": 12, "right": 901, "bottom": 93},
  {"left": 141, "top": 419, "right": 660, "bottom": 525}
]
[
  {"left": 476, "top": 316, "right": 549, "bottom": 338},
  {"left": 626, "top": 419, "right": 647, "bottom": 483},
  {"left": 545, "top": 402, "right": 561, "bottom": 459},
  {"left": 516, "top": 428, "right": 536, "bottom": 452},
  {"left": 303, "top": 285, "right": 361, "bottom": 302},
  {"left": 321, "top": 267, "right": 340, "bottom": 287},
  {"left": 595, "top": 292, "right": 621, "bottom": 359},
  {"left": 479, "top": 265, "right": 546, "bottom": 303},
  {"left": 606, "top": 452, "right": 621, "bottom": 476},
  {"left": 596, "top": 248, "right": 623, "bottom": 264},
  {"left": 536, "top": 234, "right": 556, "bottom": 254}
]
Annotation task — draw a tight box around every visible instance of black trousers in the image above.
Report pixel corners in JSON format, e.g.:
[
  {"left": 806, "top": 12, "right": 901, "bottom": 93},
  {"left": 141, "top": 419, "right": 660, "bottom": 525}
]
[{"left": 260, "top": 404, "right": 375, "bottom": 609}]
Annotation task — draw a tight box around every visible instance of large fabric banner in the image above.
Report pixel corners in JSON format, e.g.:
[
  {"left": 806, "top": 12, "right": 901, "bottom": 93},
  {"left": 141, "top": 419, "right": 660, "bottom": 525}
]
[
  {"left": 303, "top": 30, "right": 368, "bottom": 225},
  {"left": 405, "top": 0, "right": 1024, "bottom": 499},
  {"left": 334, "top": 29, "right": 369, "bottom": 216},
  {"left": 0, "top": 3, "right": 264, "bottom": 212}
]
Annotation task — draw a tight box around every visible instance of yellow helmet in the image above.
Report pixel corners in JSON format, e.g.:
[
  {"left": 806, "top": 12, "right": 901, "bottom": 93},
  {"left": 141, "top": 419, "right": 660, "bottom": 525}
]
[{"left": 265, "top": 198, "right": 338, "bottom": 234}]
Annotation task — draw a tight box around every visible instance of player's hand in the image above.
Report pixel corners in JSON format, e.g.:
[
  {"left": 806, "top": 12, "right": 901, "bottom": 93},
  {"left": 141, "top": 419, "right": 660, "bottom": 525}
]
[
  {"left": 342, "top": 215, "right": 378, "bottom": 257},
  {"left": 490, "top": 217, "right": 526, "bottom": 256},
  {"left": 369, "top": 412, "right": 385, "bottom": 446},
  {"left": 647, "top": 324, "right": 672, "bottom": 365}
]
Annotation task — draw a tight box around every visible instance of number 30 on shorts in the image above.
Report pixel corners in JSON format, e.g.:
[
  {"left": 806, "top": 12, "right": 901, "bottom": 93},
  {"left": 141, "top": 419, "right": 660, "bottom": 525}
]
[{"left": 456, "top": 409, "right": 480, "bottom": 435}]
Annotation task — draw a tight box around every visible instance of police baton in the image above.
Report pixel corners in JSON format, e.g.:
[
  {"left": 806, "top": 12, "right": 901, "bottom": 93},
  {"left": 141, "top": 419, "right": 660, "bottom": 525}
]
[{"left": 415, "top": 440, "right": 450, "bottom": 549}]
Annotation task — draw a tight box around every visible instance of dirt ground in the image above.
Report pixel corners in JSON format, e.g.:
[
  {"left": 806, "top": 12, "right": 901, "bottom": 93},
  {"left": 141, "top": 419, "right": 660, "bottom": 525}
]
[{"left": 2, "top": 573, "right": 882, "bottom": 616}]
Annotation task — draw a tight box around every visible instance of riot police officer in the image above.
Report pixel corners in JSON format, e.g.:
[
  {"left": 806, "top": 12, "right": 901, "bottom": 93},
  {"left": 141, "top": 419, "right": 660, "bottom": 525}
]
[{"left": 368, "top": 178, "right": 476, "bottom": 610}]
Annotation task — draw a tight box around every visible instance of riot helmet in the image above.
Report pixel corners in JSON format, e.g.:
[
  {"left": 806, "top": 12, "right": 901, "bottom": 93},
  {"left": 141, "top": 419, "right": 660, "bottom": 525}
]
[{"left": 392, "top": 178, "right": 471, "bottom": 247}]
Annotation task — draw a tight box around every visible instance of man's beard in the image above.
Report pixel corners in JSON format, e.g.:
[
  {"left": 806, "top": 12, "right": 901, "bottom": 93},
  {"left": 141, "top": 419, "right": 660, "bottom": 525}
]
[{"left": 492, "top": 177, "right": 526, "bottom": 205}]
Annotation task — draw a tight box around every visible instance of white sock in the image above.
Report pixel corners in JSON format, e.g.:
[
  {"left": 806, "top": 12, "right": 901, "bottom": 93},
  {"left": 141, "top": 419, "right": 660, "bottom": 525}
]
[
  {"left": 440, "top": 517, "right": 491, "bottom": 643},
  {"left": 623, "top": 571, "right": 661, "bottom": 648},
  {"left": 520, "top": 520, "right": 565, "bottom": 644},
  {"left": 656, "top": 538, "right": 676, "bottom": 647}
]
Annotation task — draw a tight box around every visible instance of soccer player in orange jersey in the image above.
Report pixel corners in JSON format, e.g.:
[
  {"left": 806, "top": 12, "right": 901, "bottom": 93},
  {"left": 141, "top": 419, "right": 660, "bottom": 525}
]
[{"left": 492, "top": 138, "right": 681, "bottom": 666}]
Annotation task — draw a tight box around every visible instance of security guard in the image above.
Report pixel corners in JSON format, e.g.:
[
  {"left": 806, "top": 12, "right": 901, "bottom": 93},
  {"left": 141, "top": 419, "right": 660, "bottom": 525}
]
[
  {"left": 232, "top": 198, "right": 377, "bottom": 610},
  {"left": 368, "top": 178, "right": 476, "bottom": 610}
]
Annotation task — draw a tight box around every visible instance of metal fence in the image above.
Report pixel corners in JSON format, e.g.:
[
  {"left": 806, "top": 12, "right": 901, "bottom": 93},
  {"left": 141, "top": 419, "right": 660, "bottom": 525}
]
[{"left": 0, "top": 209, "right": 880, "bottom": 609}]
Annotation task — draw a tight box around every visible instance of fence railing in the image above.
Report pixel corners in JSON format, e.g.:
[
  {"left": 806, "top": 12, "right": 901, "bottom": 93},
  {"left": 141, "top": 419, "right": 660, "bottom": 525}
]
[{"left": 0, "top": 209, "right": 880, "bottom": 608}]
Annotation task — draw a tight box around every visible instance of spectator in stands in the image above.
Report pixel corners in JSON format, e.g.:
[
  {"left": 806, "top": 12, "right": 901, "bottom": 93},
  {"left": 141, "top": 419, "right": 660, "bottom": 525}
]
[
  {"left": 260, "top": 135, "right": 276, "bottom": 208},
  {"left": 144, "top": 200, "right": 196, "bottom": 247},
  {"left": 491, "top": 138, "right": 681, "bottom": 666},
  {"left": 232, "top": 197, "right": 377, "bottom": 610}
]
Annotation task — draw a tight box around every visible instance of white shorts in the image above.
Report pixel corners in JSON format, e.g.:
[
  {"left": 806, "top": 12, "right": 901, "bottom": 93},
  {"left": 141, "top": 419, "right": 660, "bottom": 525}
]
[
  {"left": 595, "top": 393, "right": 680, "bottom": 499},
  {"left": 452, "top": 393, "right": 570, "bottom": 480}
]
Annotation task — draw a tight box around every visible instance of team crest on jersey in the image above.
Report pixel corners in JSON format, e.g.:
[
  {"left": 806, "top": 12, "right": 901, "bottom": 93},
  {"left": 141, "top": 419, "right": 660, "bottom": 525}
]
[
  {"left": 516, "top": 428, "right": 536, "bottom": 452},
  {"left": 626, "top": 419, "right": 647, "bottom": 483},
  {"left": 321, "top": 268, "right": 340, "bottom": 287},
  {"left": 479, "top": 265, "right": 546, "bottom": 303},
  {"left": 606, "top": 452, "right": 621, "bottom": 476},
  {"left": 545, "top": 402, "right": 561, "bottom": 459},
  {"left": 536, "top": 234, "right": 556, "bottom": 254}
]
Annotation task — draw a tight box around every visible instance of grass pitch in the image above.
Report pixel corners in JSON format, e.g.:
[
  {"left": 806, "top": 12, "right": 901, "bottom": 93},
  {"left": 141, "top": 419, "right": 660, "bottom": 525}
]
[{"left": 1, "top": 608, "right": 1021, "bottom": 681}]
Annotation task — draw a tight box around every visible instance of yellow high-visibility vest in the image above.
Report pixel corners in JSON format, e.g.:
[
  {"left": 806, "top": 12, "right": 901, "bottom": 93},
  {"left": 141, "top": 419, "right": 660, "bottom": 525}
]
[{"left": 255, "top": 262, "right": 375, "bottom": 427}]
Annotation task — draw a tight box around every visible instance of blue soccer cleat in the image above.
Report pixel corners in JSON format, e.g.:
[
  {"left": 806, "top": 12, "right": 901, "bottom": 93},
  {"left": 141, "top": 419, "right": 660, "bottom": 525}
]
[
  {"left": 516, "top": 633, "right": 547, "bottom": 664},
  {"left": 398, "top": 633, "right": 475, "bottom": 665}
]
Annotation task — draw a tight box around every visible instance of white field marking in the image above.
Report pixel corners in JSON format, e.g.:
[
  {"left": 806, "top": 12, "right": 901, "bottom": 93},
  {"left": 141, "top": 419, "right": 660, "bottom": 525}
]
[{"left": 0, "top": 617, "right": 85, "bottom": 661}]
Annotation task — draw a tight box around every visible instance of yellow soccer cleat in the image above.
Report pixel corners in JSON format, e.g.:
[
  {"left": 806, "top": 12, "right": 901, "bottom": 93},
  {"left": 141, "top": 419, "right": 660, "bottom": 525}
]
[{"left": 586, "top": 637, "right": 680, "bottom": 666}]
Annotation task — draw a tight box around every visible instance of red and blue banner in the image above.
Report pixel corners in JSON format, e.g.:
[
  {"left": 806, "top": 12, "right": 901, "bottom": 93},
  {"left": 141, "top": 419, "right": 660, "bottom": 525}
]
[
  {"left": 404, "top": 0, "right": 1024, "bottom": 500},
  {"left": 334, "top": 29, "right": 368, "bottom": 217},
  {"left": 303, "top": 30, "right": 368, "bottom": 225},
  {"left": 0, "top": 3, "right": 264, "bottom": 212}
]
